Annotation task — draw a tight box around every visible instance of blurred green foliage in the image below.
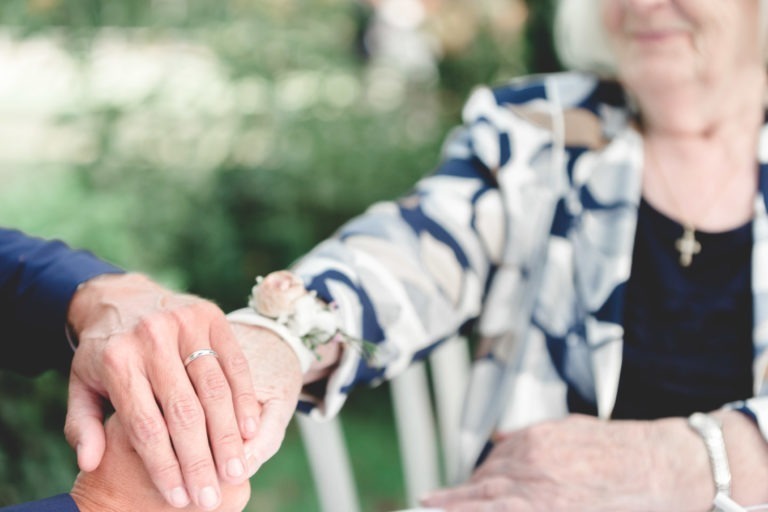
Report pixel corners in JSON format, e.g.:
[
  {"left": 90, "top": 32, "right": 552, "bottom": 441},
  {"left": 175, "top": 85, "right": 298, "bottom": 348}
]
[{"left": 0, "top": 0, "right": 556, "bottom": 509}]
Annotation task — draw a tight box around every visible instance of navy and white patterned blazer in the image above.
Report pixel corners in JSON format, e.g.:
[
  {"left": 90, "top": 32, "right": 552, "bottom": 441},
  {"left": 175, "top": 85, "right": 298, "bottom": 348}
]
[{"left": 288, "top": 72, "right": 768, "bottom": 470}]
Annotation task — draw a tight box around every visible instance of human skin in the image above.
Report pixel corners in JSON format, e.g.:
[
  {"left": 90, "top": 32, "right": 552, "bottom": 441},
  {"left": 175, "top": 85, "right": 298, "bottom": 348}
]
[
  {"left": 65, "top": 273, "right": 260, "bottom": 509},
  {"left": 70, "top": 319, "right": 304, "bottom": 512},
  {"left": 70, "top": 415, "right": 251, "bottom": 512}
]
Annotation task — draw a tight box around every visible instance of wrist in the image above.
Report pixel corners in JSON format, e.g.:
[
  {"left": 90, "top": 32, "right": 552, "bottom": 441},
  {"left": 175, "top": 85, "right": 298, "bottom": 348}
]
[
  {"left": 228, "top": 308, "right": 317, "bottom": 373},
  {"left": 236, "top": 271, "right": 372, "bottom": 375},
  {"left": 647, "top": 417, "right": 714, "bottom": 511},
  {"left": 66, "top": 273, "right": 152, "bottom": 335}
]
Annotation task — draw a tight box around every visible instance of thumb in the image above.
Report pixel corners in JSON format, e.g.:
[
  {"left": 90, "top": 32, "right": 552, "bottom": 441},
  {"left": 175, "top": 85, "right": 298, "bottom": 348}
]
[
  {"left": 65, "top": 375, "right": 106, "bottom": 473},
  {"left": 244, "top": 400, "right": 293, "bottom": 477}
]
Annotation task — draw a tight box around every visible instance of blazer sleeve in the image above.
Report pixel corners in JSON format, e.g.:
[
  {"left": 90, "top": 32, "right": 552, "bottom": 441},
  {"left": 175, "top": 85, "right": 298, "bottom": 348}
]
[
  {"left": 0, "top": 228, "right": 123, "bottom": 375},
  {"left": 0, "top": 494, "right": 79, "bottom": 512}
]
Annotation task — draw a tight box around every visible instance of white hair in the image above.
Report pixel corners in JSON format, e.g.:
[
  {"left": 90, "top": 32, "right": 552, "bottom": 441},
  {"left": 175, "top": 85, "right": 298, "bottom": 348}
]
[{"left": 553, "top": 0, "right": 768, "bottom": 76}]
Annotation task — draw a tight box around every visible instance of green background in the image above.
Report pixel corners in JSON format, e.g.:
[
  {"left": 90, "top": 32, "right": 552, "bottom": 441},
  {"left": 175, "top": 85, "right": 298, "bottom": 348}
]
[{"left": 0, "top": 1, "right": 557, "bottom": 510}]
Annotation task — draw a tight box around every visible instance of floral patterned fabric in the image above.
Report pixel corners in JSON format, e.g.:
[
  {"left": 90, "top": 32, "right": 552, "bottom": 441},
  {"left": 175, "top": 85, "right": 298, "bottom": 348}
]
[{"left": 288, "top": 71, "right": 768, "bottom": 470}]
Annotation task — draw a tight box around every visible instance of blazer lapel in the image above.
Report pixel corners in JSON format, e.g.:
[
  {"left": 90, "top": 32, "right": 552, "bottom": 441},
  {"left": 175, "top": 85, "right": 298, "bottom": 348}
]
[
  {"left": 751, "top": 124, "right": 768, "bottom": 395},
  {"left": 572, "top": 126, "right": 644, "bottom": 417}
]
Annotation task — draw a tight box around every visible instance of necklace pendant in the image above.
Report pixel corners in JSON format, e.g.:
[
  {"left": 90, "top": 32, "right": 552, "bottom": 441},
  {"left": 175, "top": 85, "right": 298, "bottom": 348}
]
[{"left": 674, "top": 224, "right": 701, "bottom": 267}]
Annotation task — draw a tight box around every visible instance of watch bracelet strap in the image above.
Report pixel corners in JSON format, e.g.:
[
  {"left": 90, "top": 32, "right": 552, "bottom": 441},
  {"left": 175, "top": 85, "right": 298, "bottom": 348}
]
[{"left": 688, "top": 412, "right": 732, "bottom": 511}]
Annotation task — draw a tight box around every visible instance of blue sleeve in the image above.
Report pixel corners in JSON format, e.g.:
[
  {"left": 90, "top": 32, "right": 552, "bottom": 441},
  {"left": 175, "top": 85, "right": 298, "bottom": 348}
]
[
  {"left": 0, "top": 494, "right": 79, "bottom": 512},
  {"left": 0, "top": 228, "right": 124, "bottom": 375}
]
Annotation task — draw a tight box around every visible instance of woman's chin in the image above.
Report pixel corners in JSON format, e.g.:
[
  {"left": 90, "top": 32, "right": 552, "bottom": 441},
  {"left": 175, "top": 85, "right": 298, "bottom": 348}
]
[{"left": 619, "top": 62, "right": 697, "bottom": 94}]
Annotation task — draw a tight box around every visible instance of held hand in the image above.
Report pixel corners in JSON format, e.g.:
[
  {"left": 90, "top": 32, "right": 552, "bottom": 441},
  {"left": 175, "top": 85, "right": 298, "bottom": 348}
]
[
  {"left": 421, "top": 414, "right": 713, "bottom": 512},
  {"left": 71, "top": 415, "right": 251, "bottom": 512},
  {"left": 229, "top": 323, "right": 304, "bottom": 473},
  {"left": 64, "top": 273, "right": 260, "bottom": 509}
]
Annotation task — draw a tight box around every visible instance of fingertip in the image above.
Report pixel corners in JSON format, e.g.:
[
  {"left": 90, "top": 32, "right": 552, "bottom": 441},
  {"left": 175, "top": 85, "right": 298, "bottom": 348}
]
[
  {"left": 242, "top": 417, "right": 258, "bottom": 439},
  {"left": 165, "top": 487, "right": 191, "bottom": 508},
  {"left": 198, "top": 486, "right": 221, "bottom": 511},
  {"left": 225, "top": 457, "right": 246, "bottom": 481},
  {"left": 76, "top": 441, "right": 103, "bottom": 473}
]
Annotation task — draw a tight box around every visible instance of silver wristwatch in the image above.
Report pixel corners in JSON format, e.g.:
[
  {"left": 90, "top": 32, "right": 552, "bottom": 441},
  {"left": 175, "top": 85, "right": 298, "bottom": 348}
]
[{"left": 688, "top": 412, "right": 732, "bottom": 510}]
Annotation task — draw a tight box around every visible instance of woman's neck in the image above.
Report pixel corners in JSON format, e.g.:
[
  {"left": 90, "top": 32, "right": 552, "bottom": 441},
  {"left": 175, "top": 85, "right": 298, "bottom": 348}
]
[
  {"left": 637, "top": 70, "right": 765, "bottom": 233},
  {"left": 628, "top": 67, "right": 766, "bottom": 138}
]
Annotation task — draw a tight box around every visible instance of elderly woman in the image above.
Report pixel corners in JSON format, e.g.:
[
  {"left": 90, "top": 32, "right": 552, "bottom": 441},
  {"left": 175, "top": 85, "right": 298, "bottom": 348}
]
[{"left": 230, "top": 0, "right": 768, "bottom": 509}]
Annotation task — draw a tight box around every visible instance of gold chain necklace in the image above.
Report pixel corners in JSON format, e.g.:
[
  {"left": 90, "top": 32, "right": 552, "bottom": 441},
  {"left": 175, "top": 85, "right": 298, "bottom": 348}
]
[{"left": 646, "top": 146, "right": 741, "bottom": 267}]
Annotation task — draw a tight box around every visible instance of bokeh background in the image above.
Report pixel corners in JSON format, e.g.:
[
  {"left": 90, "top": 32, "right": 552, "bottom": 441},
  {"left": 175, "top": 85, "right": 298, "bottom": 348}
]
[{"left": 0, "top": 1, "right": 559, "bottom": 510}]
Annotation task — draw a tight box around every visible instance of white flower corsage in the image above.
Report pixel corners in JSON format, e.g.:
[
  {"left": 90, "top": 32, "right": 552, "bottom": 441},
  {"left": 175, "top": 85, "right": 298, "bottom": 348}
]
[{"left": 227, "top": 270, "right": 375, "bottom": 373}]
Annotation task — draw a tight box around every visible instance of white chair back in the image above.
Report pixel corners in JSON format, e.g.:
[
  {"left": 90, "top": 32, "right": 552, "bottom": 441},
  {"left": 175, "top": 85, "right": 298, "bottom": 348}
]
[{"left": 297, "top": 335, "right": 472, "bottom": 511}]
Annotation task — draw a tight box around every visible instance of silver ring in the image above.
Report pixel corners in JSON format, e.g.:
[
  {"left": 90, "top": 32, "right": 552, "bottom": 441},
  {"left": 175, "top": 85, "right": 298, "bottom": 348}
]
[{"left": 183, "top": 349, "right": 219, "bottom": 368}]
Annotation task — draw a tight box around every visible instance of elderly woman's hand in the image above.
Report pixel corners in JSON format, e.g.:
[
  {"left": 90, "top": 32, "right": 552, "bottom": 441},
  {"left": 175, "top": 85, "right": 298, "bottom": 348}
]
[
  {"left": 230, "top": 323, "right": 304, "bottom": 474},
  {"left": 421, "top": 414, "right": 716, "bottom": 512}
]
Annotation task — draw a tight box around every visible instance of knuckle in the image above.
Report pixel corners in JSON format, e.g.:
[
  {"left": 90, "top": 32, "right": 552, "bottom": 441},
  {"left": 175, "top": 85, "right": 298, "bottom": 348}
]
[
  {"left": 213, "top": 429, "right": 241, "bottom": 449},
  {"left": 479, "top": 477, "right": 510, "bottom": 499},
  {"left": 197, "top": 370, "right": 231, "bottom": 402},
  {"left": 179, "top": 300, "right": 219, "bottom": 324},
  {"left": 183, "top": 456, "right": 216, "bottom": 480},
  {"left": 169, "top": 304, "right": 195, "bottom": 326},
  {"left": 102, "top": 342, "right": 131, "bottom": 372},
  {"left": 129, "top": 413, "right": 167, "bottom": 447},
  {"left": 226, "top": 352, "right": 251, "bottom": 378},
  {"left": 136, "top": 315, "right": 173, "bottom": 348},
  {"left": 233, "top": 388, "right": 259, "bottom": 413},
  {"left": 150, "top": 459, "right": 182, "bottom": 484},
  {"left": 166, "top": 395, "right": 204, "bottom": 431},
  {"left": 195, "top": 300, "right": 221, "bottom": 316}
]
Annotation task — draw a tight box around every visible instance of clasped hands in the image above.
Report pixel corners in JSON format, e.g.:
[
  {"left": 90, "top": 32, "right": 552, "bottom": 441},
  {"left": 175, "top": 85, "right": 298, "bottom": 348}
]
[{"left": 65, "top": 273, "right": 304, "bottom": 511}]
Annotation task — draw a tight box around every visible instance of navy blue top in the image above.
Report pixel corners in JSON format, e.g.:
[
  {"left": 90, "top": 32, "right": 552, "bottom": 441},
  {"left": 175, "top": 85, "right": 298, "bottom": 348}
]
[
  {"left": 612, "top": 198, "right": 755, "bottom": 419},
  {"left": 568, "top": 198, "right": 755, "bottom": 418}
]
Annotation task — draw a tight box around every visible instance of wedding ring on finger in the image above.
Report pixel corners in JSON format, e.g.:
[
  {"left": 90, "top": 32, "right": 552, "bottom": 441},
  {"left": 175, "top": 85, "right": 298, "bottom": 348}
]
[{"left": 183, "top": 348, "right": 219, "bottom": 368}]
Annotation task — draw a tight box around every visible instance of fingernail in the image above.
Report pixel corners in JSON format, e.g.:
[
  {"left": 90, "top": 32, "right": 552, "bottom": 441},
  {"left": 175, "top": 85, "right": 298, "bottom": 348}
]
[
  {"left": 244, "top": 417, "right": 257, "bottom": 436},
  {"left": 227, "top": 457, "right": 245, "bottom": 479},
  {"left": 198, "top": 486, "right": 220, "bottom": 510},
  {"left": 166, "top": 487, "right": 190, "bottom": 508}
]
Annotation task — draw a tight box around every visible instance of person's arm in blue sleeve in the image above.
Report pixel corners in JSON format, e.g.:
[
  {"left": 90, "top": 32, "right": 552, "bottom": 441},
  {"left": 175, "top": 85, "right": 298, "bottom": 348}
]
[
  {"left": 0, "top": 227, "right": 123, "bottom": 375},
  {"left": 0, "top": 494, "right": 79, "bottom": 512},
  {"left": 0, "top": 228, "right": 121, "bottom": 511}
]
